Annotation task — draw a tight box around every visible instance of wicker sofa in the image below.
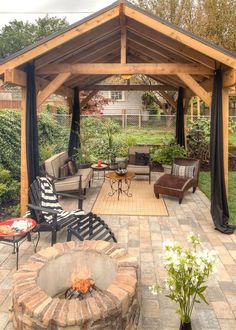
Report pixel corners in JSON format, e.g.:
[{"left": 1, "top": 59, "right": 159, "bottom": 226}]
[{"left": 44, "top": 151, "right": 93, "bottom": 194}]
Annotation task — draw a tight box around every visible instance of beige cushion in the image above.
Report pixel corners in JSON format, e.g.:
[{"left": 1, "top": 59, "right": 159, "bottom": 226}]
[
  {"left": 54, "top": 168, "right": 93, "bottom": 192},
  {"left": 45, "top": 151, "right": 68, "bottom": 179},
  {"left": 127, "top": 164, "right": 150, "bottom": 174}
]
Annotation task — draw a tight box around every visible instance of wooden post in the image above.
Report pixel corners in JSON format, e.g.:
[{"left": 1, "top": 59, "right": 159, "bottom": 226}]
[
  {"left": 20, "top": 87, "right": 28, "bottom": 216},
  {"left": 190, "top": 97, "right": 194, "bottom": 122},
  {"left": 124, "top": 109, "right": 127, "bottom": 129},
  {"left": 138, "top": 109, "right": 141, "bottom": 129},
  {"left": 184, "top": 97, "right": 190, "bottom": 148},
  {"left": 122, "top": 109, "right": 125, "bottom": 129},
  {"left": 197, "top": 96, "right": 201, "bottom": 118},
  {"left": 222, "top": 87, "right": 229, "bottom": 194}
]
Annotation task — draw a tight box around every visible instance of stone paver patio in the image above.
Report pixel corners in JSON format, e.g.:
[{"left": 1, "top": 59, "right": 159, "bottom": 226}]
[{"left": 1, "top": 173, "right": 236, "bottom": 329}]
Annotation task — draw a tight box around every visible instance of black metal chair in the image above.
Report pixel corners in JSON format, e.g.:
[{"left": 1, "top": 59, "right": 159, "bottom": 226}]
[
  {"left": 67, "top": 212, "right": 117, "bottom": 243},
  {"left": 28, "top": 177, "right": 116, "bottom": 247}
]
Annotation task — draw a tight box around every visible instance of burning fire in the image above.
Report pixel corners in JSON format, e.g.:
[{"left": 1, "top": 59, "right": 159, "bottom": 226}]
[
  {"left": 72, "top": 278, "right": 94, "bottom": 294},
  {"left": 71, "top": 266, "right": 94, "bottom": 294}
]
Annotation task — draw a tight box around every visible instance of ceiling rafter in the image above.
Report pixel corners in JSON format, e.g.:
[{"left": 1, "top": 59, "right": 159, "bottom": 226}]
[{"left": 35, "top": 19, "right": 120, "bottom": 69}]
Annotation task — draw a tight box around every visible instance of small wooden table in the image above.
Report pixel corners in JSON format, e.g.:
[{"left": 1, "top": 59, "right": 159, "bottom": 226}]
[
  {"left": 105, "top": 171, "right": 135, "bottom": 200},
  {"left": 91, "top": 164, "right": 108, "bottom": 181},
  {"left": 0, "top": 218, "right": 37, "bottom": 269}
]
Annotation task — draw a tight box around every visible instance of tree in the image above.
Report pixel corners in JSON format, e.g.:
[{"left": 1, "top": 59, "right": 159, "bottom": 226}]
[
  {"left": 0, "top": 15, "right": 69, "bottom": 58},
  {"left": 80, "top": 91, "right": 111, "bottom": 115},
  {"left": 131, "top": 0, "right": 236, "bottom": 52}
]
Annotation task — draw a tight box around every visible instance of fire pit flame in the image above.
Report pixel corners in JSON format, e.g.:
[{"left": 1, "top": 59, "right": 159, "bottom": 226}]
[
  {"left": 65, "top": 267, "right": 95, "bottom": 299},
  {"left": 72, "top": 278, "right": 94, "bottom": 294}
]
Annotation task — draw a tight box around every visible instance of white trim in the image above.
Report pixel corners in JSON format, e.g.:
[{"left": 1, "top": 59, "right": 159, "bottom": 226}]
[{"left": 109, "top": 90, "right": 125, "bottom": 101}]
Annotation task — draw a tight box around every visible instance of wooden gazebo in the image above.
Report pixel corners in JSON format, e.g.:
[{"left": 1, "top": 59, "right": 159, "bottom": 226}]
[{"left": 0, "top": 0, "right": 236, "bottom": 221}]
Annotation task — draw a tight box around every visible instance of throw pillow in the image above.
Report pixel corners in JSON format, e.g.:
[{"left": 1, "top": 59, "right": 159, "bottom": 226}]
[
  {"left": 172, "top": 164, "right": 195, "bottom": 178},
  {"left": 67, "top": 160, "right": 77, "bottom": 175},
  {"left": 135, "top": 152, "right": 150, "bottom": 165},
  {"left": 59, "top": 164, "right": 68, "bottom": 178}
]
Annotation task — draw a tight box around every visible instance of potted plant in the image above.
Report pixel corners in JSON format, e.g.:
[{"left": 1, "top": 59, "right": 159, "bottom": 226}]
[
  {"left": 150, "top": 233, "right": 218, "bottom": 329},
  {"left": 151, "top": 140, "right": 186, "bottom": 173}
]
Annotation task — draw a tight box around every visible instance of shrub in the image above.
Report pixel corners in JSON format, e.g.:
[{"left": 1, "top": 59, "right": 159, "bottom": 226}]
[
  {"left": 0, "top": 109, "right": 21, "bottom": 178},
  {"left": 38, "top": 110, "right": 70, "bottom": 163},
  {"left": 187, "top": 119, "right": 210, "bottom": 164},
  {"left": 151, "top": 140, "right": 186, "bottom": 165},
  {"left": 0, "top": 167, "right": 19, "bottom": 206}
]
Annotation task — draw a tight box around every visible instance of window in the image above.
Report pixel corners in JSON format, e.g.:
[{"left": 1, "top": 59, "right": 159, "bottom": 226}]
[{"left": 110, "top": 91, "right": 125, "bottom": 101}]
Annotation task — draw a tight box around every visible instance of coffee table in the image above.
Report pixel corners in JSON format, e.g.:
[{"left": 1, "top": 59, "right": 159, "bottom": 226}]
[
  {"left": 0, "top": 218, "right": 38, "bottom": 269},
  {"left": 105, "top": 171, "right": 135, "bottom": 200}
]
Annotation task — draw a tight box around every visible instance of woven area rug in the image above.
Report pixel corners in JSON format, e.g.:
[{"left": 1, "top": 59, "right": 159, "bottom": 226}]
[{"left": 92, "top": 179, "right": 168, "bottom": 216}]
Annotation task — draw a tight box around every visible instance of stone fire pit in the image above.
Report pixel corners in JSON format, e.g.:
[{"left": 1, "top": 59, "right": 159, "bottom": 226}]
[{"left": 12, "top": 241, "right": 139, "bottom": 329}]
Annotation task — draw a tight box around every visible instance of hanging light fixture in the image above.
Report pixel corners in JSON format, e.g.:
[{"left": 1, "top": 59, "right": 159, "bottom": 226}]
[{"left": 121, "top": 74, "right": 133, "bottom": 81}]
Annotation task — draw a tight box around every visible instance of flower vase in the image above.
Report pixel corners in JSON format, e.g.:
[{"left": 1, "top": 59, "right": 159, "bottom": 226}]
[{"left": 179, "top": 321, "right": 192, "bottom": 330}]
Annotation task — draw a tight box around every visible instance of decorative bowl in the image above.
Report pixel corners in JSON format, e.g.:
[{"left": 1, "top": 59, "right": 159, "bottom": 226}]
[{"left": 116, "top": 169, "right": 127, "bottom": 176}]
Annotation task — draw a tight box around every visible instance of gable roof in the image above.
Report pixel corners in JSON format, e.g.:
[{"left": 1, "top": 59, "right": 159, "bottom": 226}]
[{"left": 0, "top": 0, "right": 236, "bottom": 91}]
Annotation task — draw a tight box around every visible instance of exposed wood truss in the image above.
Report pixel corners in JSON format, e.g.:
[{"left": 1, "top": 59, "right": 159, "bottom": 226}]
[
  {"left": 177, "top": 73, "right": 211, "bottom": 106},
  {"left": 0, "top": 6, "right": 120, "bottom": 75},
  {"left": 124, "top": 6, "right": 236, "bottom": 69},
  {"left": 4, "top": 68, "right": 27, "bottom": 87},
  {"left": 37, "top": 63, "right": 213, "bottom": 75},
  {"left": 81, "top": 91, "right": 98, "bottom": 109},
  {"left": 37, "top": 73, "right": 71, "bottom": 107},
  {"left": 157, "top": 91, "right": 177, "bottom": 110},
  {"left": 120, "top": 2, "right": 127, "bottom": 64},
  {"left": 82, "top": 84, "right": 178, "bottom": 91}
]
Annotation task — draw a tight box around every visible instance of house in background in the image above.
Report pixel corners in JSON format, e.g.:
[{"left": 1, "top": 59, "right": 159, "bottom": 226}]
[{"left": 101, "top": 90, "right": 144, "bottom": 115}]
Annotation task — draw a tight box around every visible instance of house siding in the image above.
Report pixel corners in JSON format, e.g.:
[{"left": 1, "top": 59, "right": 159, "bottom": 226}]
[{"left": 102, "top": 91, "right": 144, "bottom": 114}]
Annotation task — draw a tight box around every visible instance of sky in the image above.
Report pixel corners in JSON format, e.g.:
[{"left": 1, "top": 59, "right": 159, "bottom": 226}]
[{"left": 0, "top": 0, "right": 115, "bottom": 29}]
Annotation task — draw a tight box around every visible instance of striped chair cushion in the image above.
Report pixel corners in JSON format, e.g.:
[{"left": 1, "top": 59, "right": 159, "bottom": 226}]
[
  {"left": 38, "top": 177, "right": 84, "bottom": 223},
  {"left": 172, "top": 164, "right": 195, "bottom": 178}
]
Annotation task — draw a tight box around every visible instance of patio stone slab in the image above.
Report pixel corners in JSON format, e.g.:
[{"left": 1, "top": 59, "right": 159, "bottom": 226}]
[{"left": 0, "top": 175, "right": 236, "bottom": 329}]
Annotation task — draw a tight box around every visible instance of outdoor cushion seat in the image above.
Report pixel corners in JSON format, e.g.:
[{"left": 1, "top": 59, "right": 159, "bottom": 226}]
[
  {"left": 54, "top": 168, "right": 93, "bottom": 192},
  {"left": 127, "top": 164, "right": 150, "bottom": 174},
  {"left": 154, "top": 158, "right": 200, "bottom": 204},
  {"left": 44, "top": 151, "right": 93, "bottom": 195},
  {"left": 127, "top": 146, "right": 151, "bottom": 183}
]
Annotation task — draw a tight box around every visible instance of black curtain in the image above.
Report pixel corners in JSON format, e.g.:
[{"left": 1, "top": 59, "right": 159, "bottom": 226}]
[
  {"left": 68, "top": 87, "right": 80, "bottom": 158},
  {"left": 210, "top": 69, "right": 234, "bottom": 234},
  {"left": 175, "top": 87, "right": 185, "bottom": 147},
  {"left": 26, "top": 63, "right": 39, "bottom": 185}
]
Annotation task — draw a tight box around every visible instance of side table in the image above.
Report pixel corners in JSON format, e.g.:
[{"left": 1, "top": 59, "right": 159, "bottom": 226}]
[
  {"left": 91, "top": 164, "right": 108, "bottom": 181},
  {"left": 105, "top": 171, "right": 135, "bottom": 200},
  {"left": 0, "top": 218, "right": 38, "bottom": 269}
]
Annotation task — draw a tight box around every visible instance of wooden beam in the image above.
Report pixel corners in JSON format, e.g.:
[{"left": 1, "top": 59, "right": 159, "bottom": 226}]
[
  {"left": 20, "top": 87, "right": 28, "bottom": 215},
  {"left": 37, "top": 73, "right": 71, "bottom": 107},
  {"left": 35, "top": 20, "right": 120, "bottom": 69},
  {"left": 177, "top": 73, "right": 211, "bottom": 107},
  {"left": 4, "top": 68, "right": 26, "bottom": 87},
  {"left": 222, "top": 87, "right": 229, "bottom": 194},
  {"left": 125, "top": 6, "right": 236, "bottom": 69},
  {"left": 82, "top": 84, "right": 178, "bottom": 91},
  {"left": 37, "top": 63, "right": 213, "bottom": 75},
  {"left": 36, "top": 77, "right": 73, "bottom": 98},
  {"left": 127, "top": 18, "right": 216, "bottom": 69},
  {"left": 81, "top": 91, "right": 98, "bottom": 108},
  {"left": 223, "top": 69, "right": 236, "bottom": 88},
  {"left": 0, "top": 7, "right": 120, "bottom": 75},
  {"left": 157, "top": 91, "right": 177, "bottom": 110},
  {"left": 120, "top": 3, "right": 126, "bottom": 64}
]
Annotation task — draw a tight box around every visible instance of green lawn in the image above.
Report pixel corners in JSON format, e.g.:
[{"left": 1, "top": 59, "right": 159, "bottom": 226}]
[
  {"left": 199, "top": 172, "right": 236, "bottom": 224},
  {"left": 114, "top": 127, "right": 236, "bottom": 147},
  {"left": 115, "top": 127, "right": 174, "bottom": 145}
]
